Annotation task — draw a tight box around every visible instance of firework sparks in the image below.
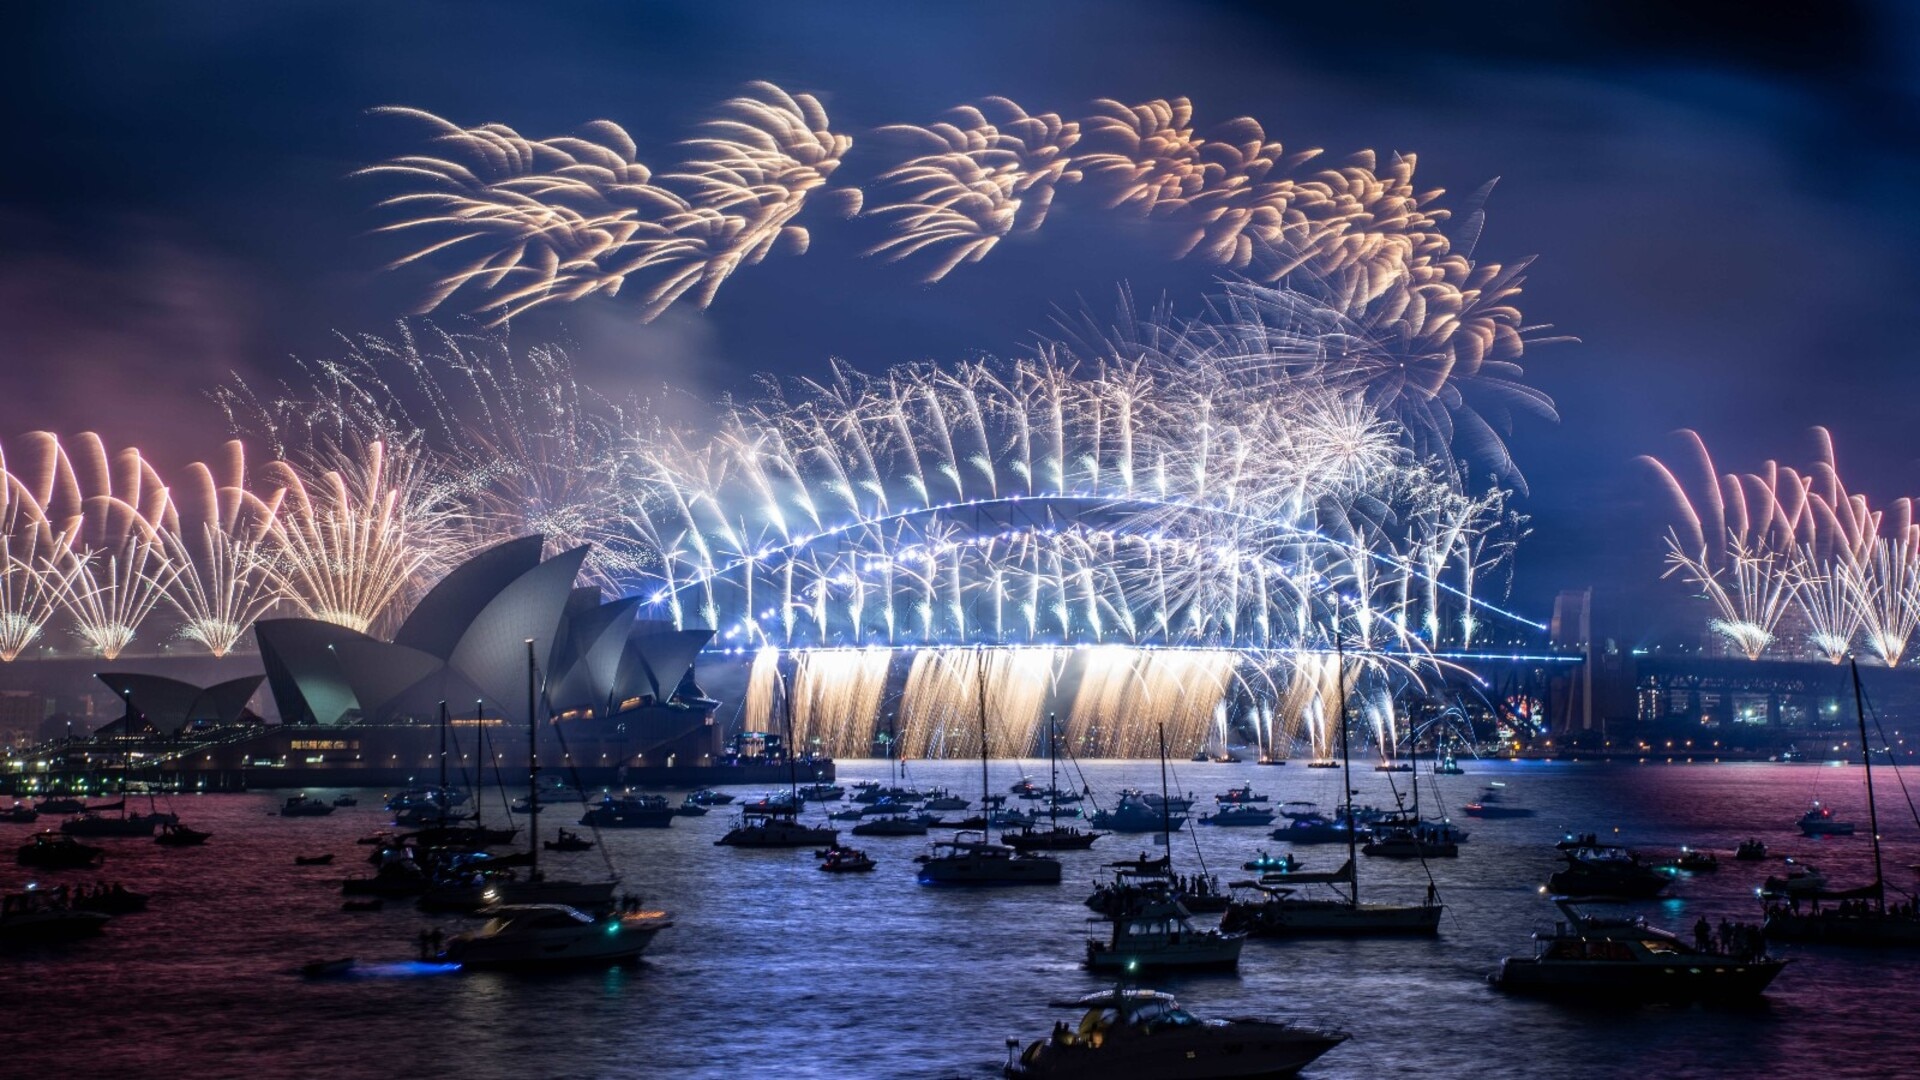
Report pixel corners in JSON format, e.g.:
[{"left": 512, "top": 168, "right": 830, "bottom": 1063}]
[{"left": 164, "top": 441, "right": 286, "bottom": 657}]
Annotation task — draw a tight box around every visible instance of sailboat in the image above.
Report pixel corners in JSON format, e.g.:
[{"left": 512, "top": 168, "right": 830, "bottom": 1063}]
[
  {"left": 1764, "top": 660, "right": 1920, "bottom": 945},
  {"left": 1362, "top": 731, "right": 1460, "bottom": 858},
  {"left": 1220, "top": 617, "right": 1442, "bottom": 936},
  {"left": 915, "top": 650, "right": 1061, "bottom": 885},
  {"left": 716, "top": 667, "right": 838, "bottom": 848},
  {"left": 407, "top": 702, "right": 517, "bottom": 848},
  {"left": 1004, "top": 714, "right": 1103, "bottom": 851},
  {"left": 61, "top": 707, "right": 176, "bottom": 838}
]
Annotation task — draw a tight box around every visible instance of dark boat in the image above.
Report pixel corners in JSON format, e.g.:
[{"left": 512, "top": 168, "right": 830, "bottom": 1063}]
[
  {"left": 1546, "top": 843, "right": 1669, "bottom": 900},
  {"left": 1735, "top": 838, "right": 1768, "bottom": 861},
  {"left": 715, "top": 670, "right": 838, "bottom": 850},
  {"left": 544, "top": 829, "right": 594, "bottom": 852},
  {"left": 16, "top": 831, "right": 105, "bottom": 869},
  {"left": 1, "top": 892, "right": 111, "bottom": 945},
  {"left": 818, "top": 847, "right": 876, "bottom": 873},
  {"left": 1492, "top": 899, "right": 1786, "bottom": 1000},
  {"left": 278, "top": 795, "right": 335, "bottom": 817},
  {"left": 73, "top": 884, "right": 148, "bottom": 915},
  {"left": 294, "top": 853, "right": 336, "bottom": 866},
  {"left": 579, "top": 793, "right": 676, "bottom": 828},
  {"left": 1003, "top": 715, "right": 1103, "bottom": 852},
  {"left": 300, "top": 957, "right": 356, "bottom": 978},
  {"left": 155, "top": 823, "right": 212, "bottom": 847},
  {"left": 1004, "top": 988, "right": 1346, "bottom": 1079}
]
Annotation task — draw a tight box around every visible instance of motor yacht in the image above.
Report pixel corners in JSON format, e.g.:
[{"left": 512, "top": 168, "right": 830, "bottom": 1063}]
[
  {"left": 922, "top": 788, "right": 971, "bottom": 811},
  {"left": 1546, "top": 843, "right": 1668, "bottom": 900},
  {"left": 852, "top": 813, "right": 931, "bottom": 837},
  {"left": 1003, "top": 988, "right": 1346, "bottom": 1079},
  {"left": 1196, "top": 804, "right": 1275, "bottom": 827},
  {"left": 1003, "top": 824, "right": 1103, "bottom": 851},
  {"left": 0, "top": 890, "right": 112, "bottom": 945},
  {"left": 1491, "top": 899, "right": 1786, "bottom": 1000},
  {"left": 61, "top": 807, "right": 174, "bottom": 837},
  {"left": 675, "top": 798, "right": 710, "bottom": 817},
  {"left": 1762, "top": 859, "right": 1828, "bottom": 898},
  {"left": 2, "top": 803, "right": 39, "bottom": 823},
  {"left": 715, "top": 810, "right": 838, "bottom": 848},
  {"left": 797, "top": 783, "right": 845, "bottom": 801},
  {"left": 1361, "top": 825, "right": 1458, "bottom": 858},
  {"left": 442, "top": 903, "right": 672, "bottom": 969},
  {"left": 155, "top": 822, "right": 212, "bottom": 847},
  {"left": 279, "top": 794, "right": 336, "bottom": 817},
  {"left": 16, "top": 831, "right": 105, "bottom": 869},
  {"left": 1117, "top": 788, "right": 1196, "bottom": 814},
  {"left": 1090, "top": 793, "right": 1187, "bottom": 833},
  {"left": 1220, "top": 859, "right": 1442, "bottom": 936},
  {"left": 1214, "top": 783, "right": 1269, "bottom": 805},
  {"left": 915, "top": 832, "right": 1061, "bottom": 885},
  {"left": 1267, "top": 810, "right": 1357, "bottom": 845},
  {"left": 1085, "top": 894, "right": 1244, "bottom": 972},
  {"left": 686, "top": 789, "right": 734, "bottom": 806},
  {"left": 579, "top": 793, "right": 676, "bottom": 828},
  {"left": 818, "top": 847, "right": 876, "bottom": 873},
  {"left": 1797, "top": 800, "right": 1856, "bottom": 836}
]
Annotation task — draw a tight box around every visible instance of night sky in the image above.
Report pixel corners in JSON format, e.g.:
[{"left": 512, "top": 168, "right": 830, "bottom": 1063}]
[{"left": 9, "top": 0, "right": 1920, "bottom": 642}]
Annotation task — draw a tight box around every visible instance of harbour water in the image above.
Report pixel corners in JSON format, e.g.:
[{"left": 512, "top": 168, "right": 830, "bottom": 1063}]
[{"left": 7, "top": 760, "right": 1919, "bottom": 1079}]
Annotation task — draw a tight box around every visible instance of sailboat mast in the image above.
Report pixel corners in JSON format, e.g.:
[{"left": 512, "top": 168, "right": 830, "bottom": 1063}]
[
  {"left": 783, "top": 667, "right": 800, "bottom": 810},
  {"left": 1335, "top": 611, "right": 1357, "bottom": 908},
  {"left": 1157, "top": 723, "right": 1173, "bottom": 863},
  {"left": 1851, "top": 659, "right": 1886, "bottom": 914},
  {"left": 527, "top": 638, "right": 539, "bottom": 880},
  {"left": 977, "top": 649, "right": 991, "bottom": 841},
  {"left": 437, "top": 700, "right": 449, "bottom": 828},
  {"left": 1049, "top": 713, "right": 1059, "bottom": 834}
]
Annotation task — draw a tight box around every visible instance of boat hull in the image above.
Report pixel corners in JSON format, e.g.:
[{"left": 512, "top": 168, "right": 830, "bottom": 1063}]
[
  {"left": 1007, "top": 1023, "right": 1345, "bottom": 1079},
  {"left": 446, "top": 917, "right": 669, "bottom": 970},
  {"left": 918, "top": 856, "right": 1062, "bottom": 885},
  {"left": 1492, "top": 957, "right": 1787, "bottom": 1000},
  {"left": 1222, "top": 900, "right": 1442, "bottom": 936}
]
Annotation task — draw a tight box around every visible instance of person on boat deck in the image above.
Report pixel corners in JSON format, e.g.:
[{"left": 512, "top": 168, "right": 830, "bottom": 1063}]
[{"left": 1694, "top": 916, "right": 1712, "bottom": 952}]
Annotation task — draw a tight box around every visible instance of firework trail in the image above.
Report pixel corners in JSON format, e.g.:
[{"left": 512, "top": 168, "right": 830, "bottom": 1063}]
[
  {"left": 865, "top": 98, "right": 1082, "bottom": 281},
  {"left": 0, "top": 443, "right": 60, "bottom": 662},
  {"left": 1645, "top": 427, "right": 1920, "bottom": 664},
  {"left": 163, "top": 441, "right": 286, "bottom": 657}
]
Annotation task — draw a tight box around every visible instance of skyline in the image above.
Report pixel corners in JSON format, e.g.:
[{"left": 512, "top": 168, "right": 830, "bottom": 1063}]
[{"left": 9, "top": 1, "right": 1920, "bottom": 642}]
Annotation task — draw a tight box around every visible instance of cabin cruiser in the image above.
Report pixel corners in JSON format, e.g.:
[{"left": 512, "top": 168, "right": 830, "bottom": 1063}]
[
  {"left": 1267, "top": 809, "right": 1358, "bottom": 845},
  {"left": 818, "top": 847, "right": 876, "bottom": 873},
  {"left": 1085, "top": 893, "right": 1245, "bottom": 972},
  {"left": 1462, "top": 783, "right": 1533, "bottom": 818},
  {"left": 1546, "top": 843, "right": 1668, "bottom": 900},
  {"left": 1762, "top": 859, "right": 1828, "bottom": 898},
  {"left": 0, "top": 889, "right": 112, "bottom": 945},
  {"left": 1003, "top": 988, "right": 1346, "bottom": 1079},
  {"left": 1797, "top": 800, "right": 1856, "bottom": 836},
  {"left": 1117, "top": 788, "right": 1196, "bottom": 814},
  {"left": 1197, "top": 804, "right": 1275, "bottom": 827},
  {"left": 797, "top": 783, "right": 844, "bottom": 801},
  {"left": 155, "top": 822, "right": 212, "bottom": 847},
  {"left": 1221, "top": 859, "right": 1442, "bottom": 936},
  {"left": 1214, "top": 784, "right": 1269, "bottom": 805},
  {"left": 16, "top": 831, "right": 105, "bottom": 869},
  {"left": 279, "top": 794, "right": 336, "bottom": 817},
  {"left": 60, "top": 809, "right": 172, "bottom": 838},
  {"left": 852, "top": 813, "right": 932, "bottom": 837},
  {"left": 1242, "top": 851, "right": 1299, "bottom": 873},
  {"left": 579, "top": 793, "right": 676, "bottom": 828},
  {"left": 922, "top": 788, "right": 971, "bottom": 811},
  {"left": 1491, "top": 899, "right": 1786, "bottom": 1000},
  {"left": 715, "top": 809, "right": 838, "bottom": 848},
  {"left": 1361, "top": 824, "right": 1458, "bottom": 858},
  {"left": 916, "top": 832, "right": 1061, "bottom": 885},
  {"left": 675, "top": 797, "right": 710, "bottom": 817},
  {"left": 1090, "top": 793, "right": 1187, "bottom": 833},
  {"left": 442, "top": 903, "right": 672, "bottom": 969},
  {"left": 687, "top": 789, "right": 734, "bottom": 806},
  {"left": 1735, "top": 838, "right": 1768, "bottom": 861},
  {"left": 1003, "top": 824, "right": 1103, "bottom": 852},
  {"left": 851, "top": 784, "right": 920, "bottom": 805},
  {"left": 2, "top": 803, "right": 39, "bottom": 823}
]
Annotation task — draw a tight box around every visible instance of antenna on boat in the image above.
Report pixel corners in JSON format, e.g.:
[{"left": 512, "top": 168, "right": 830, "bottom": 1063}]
[{"left": 1851, "top": 658, "right": 1887, "bottom": 915}]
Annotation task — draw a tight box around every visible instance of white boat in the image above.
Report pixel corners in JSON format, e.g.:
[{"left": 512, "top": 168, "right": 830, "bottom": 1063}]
[
  {"left": 1084, "top": 894, "right": 1244, "bottom": 972},
  {"left": 1796, "top": 800, "right": 1855, "bottom": 836},
  {"left": 442, "top": 904, "right": 671, "bottom": 969}
]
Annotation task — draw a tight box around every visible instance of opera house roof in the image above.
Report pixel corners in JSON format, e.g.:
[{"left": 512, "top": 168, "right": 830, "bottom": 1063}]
[{"left": 255, "top": 536, "right": 712, "bottom": 725}]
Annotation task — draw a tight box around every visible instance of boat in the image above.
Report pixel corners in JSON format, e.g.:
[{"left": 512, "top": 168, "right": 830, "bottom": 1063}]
[
  {"left": 2, "top": 803, "right": 39, "bottom": 823},
  {"left": 1669, "top": 847, "right": 1719, "bottom": 873},
  {"left": 300, "top": 957, "right": 356, "bottom": 978},
  {"left": 818, "top": 847, "right": 876, "bottom": 873},
  {"left": 674, "top": 798, "right": 710, "bottom": 817},
  {"left": 1004, "top": 715, "right": 1104, "bottom": 852},
  {"left": 1242, "top": 851, "right": 1298, "bottom": 873},
  {"left": 579, "top": 792, "right": 676, "bottom": 828},
  {"left": 1089, "top": 793, "right": 1186, "bottom": 834},
  {"left": 715, "top": 670, "right": 838, "bottom": 850},
  {"left": 1735, "top": 838, "right": 1768, "bottom": 861},
  {"left": 1434, "top": 754, "right": 1466, "bottom": 775},
  {"left": 16, "top": 831, "right": 105, "bottom": 869},
  {"left": 1462, "top": 782, "right": 1534, "bottom": 818},
  {"left": 60, "top": 809, "right": 170, "bottom": 837},
  {"left": 155, "top": 822, "right": 212, "bottom": 847},
  {"left": 1196, "top": 804, "right": 1275, "bottom": 827},
  {"left": 687, "top": 789, "right": 734, "bottom": 806},
  {"left": 797, "top": 783, "right": 845, "bottom": 801},
  {"left": 917, "top": 832, "right": 1062, "bottom": 885},
  {"left": 1796, "top": 800, "right": 1855, "bottom": 836},
  {"left": 332, "top": 794, "right": 358, "bottom": 807},
  {"left": 72, "top": 883, "right": 148, "bottom": 914},
  {"left": 544, "top": 829, "right": 593, "bottom": 852},
  {"left": 1361, "top": 824, "right": 1458, "bottom": 859},
  {"left": 1257, "top": 757, "right": 1288, "bottom": 767},
  {"left": 1003, "top": 988, "right": 1347, "bottom": 1079},
  {"left": 922, "top": 788, "right": 972, "bottom": 811},
  {"left": 1305, "top": 760, "right": 1340, "bottom": 769},
  {"left": 1084, "top": 892, "right": 1245, "bottom": 972},
  {"left": 1220, "top": 618, "right": 1441, "bottom": 937},
  {"left": 1490, "top": 898, "right": 1786, "bottom": 1000},
  {"left": 441, "top": 903, "right": 672, "bottom": 969},
  {"left": 852, "top": 813, "right": 931, "bottom": 837},
  {"left": 1374, "top": 762, "right": 1412, "bottom": 773},
  {"left": 278, "top": 794, "right": 335, "bottom": 818},
  {"left": 1762, "top": 859, "right": 1827, "bottom": 898},
  {"left": 1266, "top": 807, "right": 1359, "bottom": 845},
  {"left": 1214, "top": 783, "right": 1269, "bottom": 805},
  {"left": 1765, "top": 660, "right": 1920, "bottom": 946},
  {"left": 1546, "top": 843, "right": 1668, "bottom": 900},
  {"left": 35, "top": 797, "right": 87, "bottom": 814},
  {"left": 294, "top": 853, "right": 336, "bottom": 866},
  {"left": 0, "top": 890, "right": 112, "bottom": 945}
]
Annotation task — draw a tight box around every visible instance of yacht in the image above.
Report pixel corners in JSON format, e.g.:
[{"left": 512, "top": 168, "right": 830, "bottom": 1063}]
[
  {"left": 1267, "top": 809, "right": 1358, "bottom": 845},
  {"left": 60, "top": 809, "right": 172, "bottom": 838},
  {"left": 674, "top": 797, "right": 710, "bottom": 817},
  {"left": 1117, "top": 788, "right": 1196, "bottom": 814},
  {"left": 1003, "top": 824, "right": 1102, "bottom": 851},
  {"left": 715, "top": 809, "right": 838, "bottom": 848},
  {"left": 1546, "top": 843, "right": 1668, "bottom": 900},
  {"left": 1361, "top": 824, "right": 1458, "bottom": 858},
  {"left": 797, "top": 783, "right": 845, "bottom": 801},
  {"left": 155, "top": 822, "right": 212, "bottom": 847},
  {"left": 922, "top": 788, "right": 971, "bottom": 811},
  {"left": 278, "top": 794, "right": 336, "bottom": 817},
  {"left": 1242, "top": 851, "right": 1298, "bottom": 873},
  {"left": 2, "top": 803, "right": 39, "bottom": 824},
  {"left": 818, "top": 847, "right": 876, "bottom": 873},
  {"left": 1004, "top": 988, "right": 1346, "bottom": 1079},
  {"left": 852, "top": 813, "right": 931, "bottom": 837},
  {"left": 1735, "top": 838, "right": 1768, "bottom": 861},
  {"left": 442, "top": 904, "right": 672, "bottom": 969},
  {"left": 1214, "top": 783, "right": 1269, "bottom": 805},
  {"left": 1762, "top": 859, "right": 1827, "bottom": 898},
  {"left": 1491, "top": 899, "right": 1786, "bottom": 1000},
  {"left": 0, "top": 890, "right": 112, "bottom": 945},
  {"left": 1090, "top": 793, "right": 1187, "bottom": 833},
  {"left": 1221, "top": 859, "right": 1442, "bottom": 936},
  {"left": 687, "top": 789, "right": 734, "bottom": 806},
  {"left": 16, "top": 831, "right": 105, "bottom": 869},
  {"left": 1197, "top": 804, "right": 1275, "bottom": 827},
  {"left": 1434, "top": 754, "right": 1466, "bottom": 775},
  {"left": 916, "top": 832, "right": 1062, "bottom": 885},
  {"left": 579, "top": 793, "right": 676, "bottom": 828},
  {"left": 1797, "top": 800, "right": 1856, "bottom": 836},
  {"left": 1462, "top": 783, "right": 1533, "bottom": 818},
  {"left": 1084, "top": 894, "right": 1245, "bottom": 972}
]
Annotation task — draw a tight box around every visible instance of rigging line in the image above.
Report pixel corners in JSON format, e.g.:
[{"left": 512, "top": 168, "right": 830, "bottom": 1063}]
[
  {"left": 543, "top": 685, "right": 620, "bottom": 884},
  {"left": 1861, "top": 681, "right": 1920, "bottom": 834}
]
